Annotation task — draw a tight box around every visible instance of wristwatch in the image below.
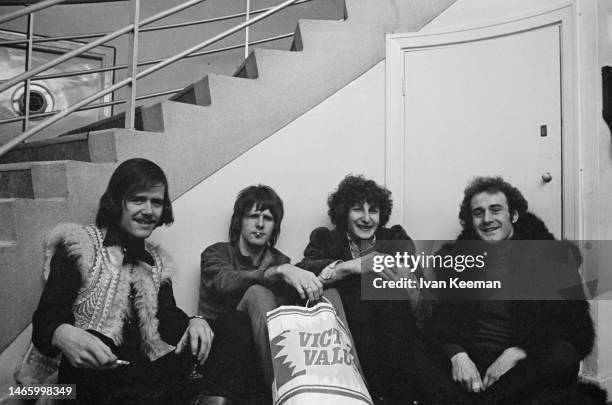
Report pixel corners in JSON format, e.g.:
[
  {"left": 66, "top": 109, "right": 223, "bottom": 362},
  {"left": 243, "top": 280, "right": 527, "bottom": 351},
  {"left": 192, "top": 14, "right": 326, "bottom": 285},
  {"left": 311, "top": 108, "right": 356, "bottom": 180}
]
[{"left": 320, "top": 260, "right": 343, "bottom": 282}]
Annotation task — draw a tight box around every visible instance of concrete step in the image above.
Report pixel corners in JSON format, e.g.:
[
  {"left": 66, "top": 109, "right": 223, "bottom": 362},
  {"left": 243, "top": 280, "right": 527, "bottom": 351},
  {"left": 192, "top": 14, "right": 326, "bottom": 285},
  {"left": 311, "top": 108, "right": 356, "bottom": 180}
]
[
  {"left": 245, "top": 48, "right": 306, "bottom": 82},
  {"left": 0, "top": 197, "right": 71, "bottom": 353},
  {"left": 0, "top": 241, "right": 23, "bottom": 353},
  {"left": 63, "top": 107, "right": 147, "bottom": 135},
  {"left": 87, "top": 128, "right": 168, "bottom": 166},
  {"left": 0, "top": 133, "right": 91, "bottom": 165},
  {"left": 0, "top": 161, "right": 115, "bottom": 200},
  {"left": 294, "top": 18, "right": 347, "bottom": 51},
  {"left": 234, "top": 51, "right": 260, "bottom": 79},
  {"left": 170, "top": 76, "right": 214, "bottom": 107},
  {"left": 0, "top": 128, "right": 167, "bottom": 168},
  {"left": 0, "top": 164, "right": 33, "bottom": 199}
]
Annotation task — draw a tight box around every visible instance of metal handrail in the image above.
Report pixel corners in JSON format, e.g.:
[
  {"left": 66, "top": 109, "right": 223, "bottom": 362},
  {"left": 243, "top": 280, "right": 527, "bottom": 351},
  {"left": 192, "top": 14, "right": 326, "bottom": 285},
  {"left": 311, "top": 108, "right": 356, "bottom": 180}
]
[
  {"left": 0, "top": 0, "right": 302, "bottom": 157},
  {"left": 0, "top": 32, "right": 293, "bottom": 126},
  {"left": 140, "top": 0, "right": 312, "bottom": 33},
  {"left": 0, "top": 0, "right": 208, "bottom": 95},
  {"left": 0, "top": 32, "right": 108, "bottom": 46},
  {"left": 29, "top": 32, "right": 293, "bottom": 81},
  {"left": 0, "top": 0, "right": 67, "bottom": 25},
  {"left": 0, "top": 0, "right": 312, "bottom": 45},
  {"left": 136, "top": 0, "right": 299, "bottom": 82}
]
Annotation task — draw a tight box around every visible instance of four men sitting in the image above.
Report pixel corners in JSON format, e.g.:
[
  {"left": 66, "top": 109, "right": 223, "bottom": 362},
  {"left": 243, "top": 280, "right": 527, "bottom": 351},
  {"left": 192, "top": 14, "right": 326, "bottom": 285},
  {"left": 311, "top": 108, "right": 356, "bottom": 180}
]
[{"left": 27, "top": 160, "right": 601, "bottom": 405}]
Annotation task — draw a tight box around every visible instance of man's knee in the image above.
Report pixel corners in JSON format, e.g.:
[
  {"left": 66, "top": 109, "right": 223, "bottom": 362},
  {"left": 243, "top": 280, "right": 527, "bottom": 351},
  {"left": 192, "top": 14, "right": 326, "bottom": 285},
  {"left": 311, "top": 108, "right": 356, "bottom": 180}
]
[
  {"left": 238, "top": 285, "right": 277, "bottom": 317},
  {"left": 322, "top": 288, "right": 343, "bottom": 307}
]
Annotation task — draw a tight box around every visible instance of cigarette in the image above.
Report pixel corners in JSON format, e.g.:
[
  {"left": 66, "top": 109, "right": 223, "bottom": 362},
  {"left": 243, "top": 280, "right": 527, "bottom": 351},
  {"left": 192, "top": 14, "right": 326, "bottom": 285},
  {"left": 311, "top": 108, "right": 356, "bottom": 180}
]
[{"left": 115, "top": 360, "right": 130, "bottom": 366}]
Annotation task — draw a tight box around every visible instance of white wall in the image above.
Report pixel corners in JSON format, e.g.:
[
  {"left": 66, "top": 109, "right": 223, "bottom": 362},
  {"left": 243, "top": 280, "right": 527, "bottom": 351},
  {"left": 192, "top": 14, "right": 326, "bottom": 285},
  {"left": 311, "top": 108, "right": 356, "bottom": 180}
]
[
  {"left": 151, "top": 62, "right": 386, "bottom": 314},
  {"left": 421, "top": 0, "right": 568, "bottom": 31},
  {"left": 590, "top": 0, "right": 612, "bottom": 392}
]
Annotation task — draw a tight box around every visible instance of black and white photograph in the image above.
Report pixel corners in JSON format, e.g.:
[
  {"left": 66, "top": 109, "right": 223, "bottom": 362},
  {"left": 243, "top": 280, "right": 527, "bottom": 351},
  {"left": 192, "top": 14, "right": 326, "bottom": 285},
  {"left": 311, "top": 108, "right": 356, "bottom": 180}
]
[{"left": 0, "top": 0, "right": 611, "bottom": 404}]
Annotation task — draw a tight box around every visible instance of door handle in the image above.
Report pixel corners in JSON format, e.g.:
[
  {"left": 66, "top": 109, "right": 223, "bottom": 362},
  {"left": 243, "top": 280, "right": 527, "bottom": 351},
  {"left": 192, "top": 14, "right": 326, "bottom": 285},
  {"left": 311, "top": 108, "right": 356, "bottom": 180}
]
[{"left": 542, "top": 172, "right": 552, "bottom": 183}]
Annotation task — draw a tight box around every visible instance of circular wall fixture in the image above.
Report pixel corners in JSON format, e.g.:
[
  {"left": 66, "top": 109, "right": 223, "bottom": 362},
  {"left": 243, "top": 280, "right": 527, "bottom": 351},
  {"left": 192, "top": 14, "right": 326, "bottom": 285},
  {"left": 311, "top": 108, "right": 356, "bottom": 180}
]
[{"left": 11, "top": 83, "right": 55, "bottom": 119}]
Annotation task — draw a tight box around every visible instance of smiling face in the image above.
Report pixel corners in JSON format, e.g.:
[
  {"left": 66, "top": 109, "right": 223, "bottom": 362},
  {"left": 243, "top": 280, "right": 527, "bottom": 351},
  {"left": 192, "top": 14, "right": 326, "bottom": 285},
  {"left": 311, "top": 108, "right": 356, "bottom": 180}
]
[
  {"left": 346, "top": 201, "right": 380, "bottom": 241},
  {"left": 470, "top": 191, "right": 518, "bottom": 243},
  {"left": 239, "top": 204, "right": 275, "bottom": 252},
  {"left": 119, "top": 184, "right": 165, "bottom": 240}
]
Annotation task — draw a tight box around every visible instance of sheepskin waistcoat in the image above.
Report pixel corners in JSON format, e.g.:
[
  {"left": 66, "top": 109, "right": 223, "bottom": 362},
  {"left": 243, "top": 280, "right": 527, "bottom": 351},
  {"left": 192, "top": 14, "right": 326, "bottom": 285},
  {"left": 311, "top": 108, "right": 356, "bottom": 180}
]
[{"left": 44, "top": 223, "right": 174, "bottom": 361}]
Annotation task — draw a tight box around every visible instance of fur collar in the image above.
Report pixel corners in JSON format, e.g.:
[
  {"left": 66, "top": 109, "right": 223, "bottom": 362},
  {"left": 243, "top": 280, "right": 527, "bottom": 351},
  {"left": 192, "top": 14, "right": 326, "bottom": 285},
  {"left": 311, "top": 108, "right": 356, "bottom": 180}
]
[{"left": 43, "top": 222, "right": 173, "bottom": 283}]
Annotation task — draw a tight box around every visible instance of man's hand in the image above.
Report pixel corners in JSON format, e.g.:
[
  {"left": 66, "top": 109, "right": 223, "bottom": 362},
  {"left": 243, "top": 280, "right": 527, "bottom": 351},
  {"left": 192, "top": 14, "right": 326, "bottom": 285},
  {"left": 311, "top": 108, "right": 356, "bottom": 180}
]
[
  {"left": 483, "top": 346, "right": 526, "bottom": 388},
  {"left": 342, "top": 251, "right": 381, "bottom": 275},
  {"left": 52, "top": 324, "right": 118, "bottom": 369},
  {"left": 273, "top": 264, "right": 323, "bottom": 301},
  {"left": 175, "top": 317, "right": 214, "bottom": 365},
  {"left": 451, "top": 352, "right": 484, "bottom": 393},
  {"left": 370, "top": 253, "right": 403, "bottom": 282}
]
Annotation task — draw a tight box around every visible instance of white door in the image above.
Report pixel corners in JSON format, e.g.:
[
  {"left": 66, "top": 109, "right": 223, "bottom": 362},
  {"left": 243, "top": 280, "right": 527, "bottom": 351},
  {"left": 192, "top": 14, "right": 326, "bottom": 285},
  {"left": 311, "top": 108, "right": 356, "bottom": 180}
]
[{"left": 400, "top": 23, "right": 562, "bottom": 239}]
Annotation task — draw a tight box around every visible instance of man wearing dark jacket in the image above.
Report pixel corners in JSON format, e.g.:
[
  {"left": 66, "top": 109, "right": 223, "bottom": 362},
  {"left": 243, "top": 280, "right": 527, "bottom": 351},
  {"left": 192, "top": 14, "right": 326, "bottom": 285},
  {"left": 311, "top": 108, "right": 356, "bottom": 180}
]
[{"left": 424, "top": 176, "right": 597, "bottom": 405}]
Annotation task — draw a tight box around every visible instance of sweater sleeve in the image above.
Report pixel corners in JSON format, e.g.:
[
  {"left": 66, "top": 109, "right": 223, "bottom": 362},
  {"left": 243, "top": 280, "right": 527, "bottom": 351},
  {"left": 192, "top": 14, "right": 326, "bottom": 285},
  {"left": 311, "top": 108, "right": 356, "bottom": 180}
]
[
  {"left": 200, "top": 243, "right": 273, "bottom": 295},
  {"left": 423, "top": 242, "right": 471, "bottom": 360},
  {"left": 156, "top": 281, "right": 189, "bottom": 345},
  {"left": 296, "top": 227, "right": 337, "bottom": 275},
  {"left": 425, "top": 300, "right": 472, "bottom": 360},
  {"left": 32, "top": 246, "right": 81, "bottom": 357}
]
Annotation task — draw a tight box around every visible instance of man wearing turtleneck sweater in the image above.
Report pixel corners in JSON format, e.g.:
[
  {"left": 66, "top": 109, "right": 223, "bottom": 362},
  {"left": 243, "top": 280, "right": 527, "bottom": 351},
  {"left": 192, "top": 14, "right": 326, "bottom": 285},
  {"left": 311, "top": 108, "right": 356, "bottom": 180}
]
[
  {"left": 421, "top": 176, "right": 596, "bottom": 405},
  {"left": 31, "top": 159, "right": 254, "bottom": 405}
]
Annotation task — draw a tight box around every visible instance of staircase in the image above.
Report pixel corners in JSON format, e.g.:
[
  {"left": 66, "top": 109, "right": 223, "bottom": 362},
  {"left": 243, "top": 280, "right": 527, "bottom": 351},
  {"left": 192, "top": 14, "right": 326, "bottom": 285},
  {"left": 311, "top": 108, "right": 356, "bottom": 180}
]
[{"left": 0, "top": 0, "right": 455, "bottom": 358}]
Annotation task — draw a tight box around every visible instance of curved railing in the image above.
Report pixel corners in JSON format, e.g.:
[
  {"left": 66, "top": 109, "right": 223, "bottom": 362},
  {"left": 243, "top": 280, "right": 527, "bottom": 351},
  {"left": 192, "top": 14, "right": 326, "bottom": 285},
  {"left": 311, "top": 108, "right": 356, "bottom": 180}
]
[{"left": 0, "top": 0, "right": 314, "bottom": 156}]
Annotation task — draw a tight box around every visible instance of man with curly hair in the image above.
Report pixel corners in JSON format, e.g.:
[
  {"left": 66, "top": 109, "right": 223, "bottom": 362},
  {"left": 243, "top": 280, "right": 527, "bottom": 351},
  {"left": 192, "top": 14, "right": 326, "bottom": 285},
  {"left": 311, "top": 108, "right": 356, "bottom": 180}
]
[
  {"left": 423, "top": 176, "right": 600, "bottom": 405},
  {"left": 297, "top": 175, "right": 423, "bottom": 404}
]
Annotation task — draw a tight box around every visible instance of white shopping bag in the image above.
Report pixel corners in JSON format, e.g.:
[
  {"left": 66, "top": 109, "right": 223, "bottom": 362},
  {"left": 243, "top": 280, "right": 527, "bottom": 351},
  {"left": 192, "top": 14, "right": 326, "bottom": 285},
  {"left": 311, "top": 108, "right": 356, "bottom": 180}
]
[{"left": 267, "top": 299, "right": 373, "bottom": 405}]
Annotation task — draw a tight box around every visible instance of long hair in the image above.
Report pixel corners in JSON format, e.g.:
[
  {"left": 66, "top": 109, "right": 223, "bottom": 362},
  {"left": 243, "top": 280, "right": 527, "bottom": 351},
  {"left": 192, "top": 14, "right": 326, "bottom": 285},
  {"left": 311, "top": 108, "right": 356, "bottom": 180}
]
[
  {"left": 327, "top": 175, "right": 393, "bottom": 231},
  {"left": 229, "top": 185, "right": 284, "bottom": 247},
  {"left": 96, "top": 158, "right": 173, "bottom": 229},
  {"left": 458, "top": 176, "right": 528, "bottom": 231}
]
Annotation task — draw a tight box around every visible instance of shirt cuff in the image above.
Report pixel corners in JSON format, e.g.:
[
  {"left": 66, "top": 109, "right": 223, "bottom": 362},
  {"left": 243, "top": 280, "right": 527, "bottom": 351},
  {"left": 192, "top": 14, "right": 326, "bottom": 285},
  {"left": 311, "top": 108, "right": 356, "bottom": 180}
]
[{"left": 444, "top": 343, "right": 467, "bottom": 359}]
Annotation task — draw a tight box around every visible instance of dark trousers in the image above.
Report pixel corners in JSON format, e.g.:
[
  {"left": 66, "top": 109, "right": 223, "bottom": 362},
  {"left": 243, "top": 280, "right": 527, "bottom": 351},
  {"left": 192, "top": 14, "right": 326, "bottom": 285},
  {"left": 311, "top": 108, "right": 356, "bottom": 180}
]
[
  {"left": 58, "top": 309, "right": 256, "bottom": 405},
  {"left": 415, "top": 339, "right": 580, "bottom": 405},
  {"left": 336, "top": 276, "right": 421, "bottom": 401}
]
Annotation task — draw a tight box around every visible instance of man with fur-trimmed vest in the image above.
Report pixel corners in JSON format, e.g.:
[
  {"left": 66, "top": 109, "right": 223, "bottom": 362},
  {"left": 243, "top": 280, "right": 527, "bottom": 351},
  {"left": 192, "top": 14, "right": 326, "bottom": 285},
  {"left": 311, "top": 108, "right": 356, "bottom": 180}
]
[
  {"left": 31, "top": 159, "right": 255, "bottom": 405},
  {"left": 422, "top": 176, "right": 601, "bottom": 405}
]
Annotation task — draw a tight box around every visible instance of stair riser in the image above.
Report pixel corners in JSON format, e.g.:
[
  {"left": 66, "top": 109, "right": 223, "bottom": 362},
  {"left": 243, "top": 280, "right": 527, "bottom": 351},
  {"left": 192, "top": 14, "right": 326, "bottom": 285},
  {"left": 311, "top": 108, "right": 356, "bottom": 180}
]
[
  {"left": 0, "top": 198, "right": 70, "bottom": 353},
  {"left": 64, "top": 109, "right": 145, "bottom": 134},
  {"left": 0, "top": 170, "right": 34, "bottom": 199},
  {"left": 0, "top": 139, "right": 91, "bottom": 165},
  {"left": 0, "top": 162, "right": 115, "bottom": 200}
]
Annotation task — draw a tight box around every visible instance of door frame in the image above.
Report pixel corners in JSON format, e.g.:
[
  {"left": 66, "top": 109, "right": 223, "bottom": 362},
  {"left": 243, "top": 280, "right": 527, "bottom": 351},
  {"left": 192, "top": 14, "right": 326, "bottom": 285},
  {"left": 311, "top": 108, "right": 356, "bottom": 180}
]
[{"left": 384, "top": 2, "right": 578, "bottom": 239}]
